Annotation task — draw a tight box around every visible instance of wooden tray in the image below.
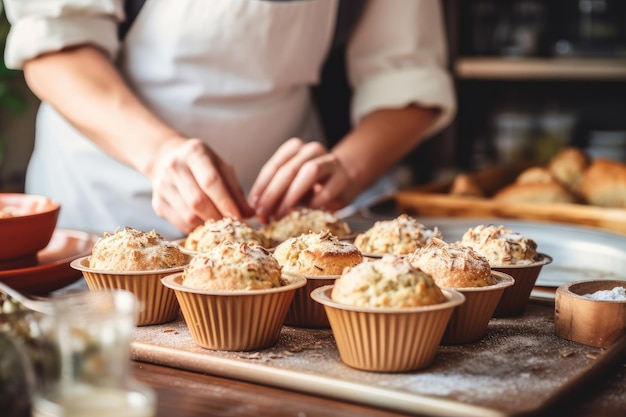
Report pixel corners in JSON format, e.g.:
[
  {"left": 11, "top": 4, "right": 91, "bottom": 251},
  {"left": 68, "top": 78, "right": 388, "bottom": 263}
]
[
  {"left": 131, "top": 303, "right": 626, "bottom": 417},
  {"left": 395, "top": 165, "right": 626, "bottom": 235}
]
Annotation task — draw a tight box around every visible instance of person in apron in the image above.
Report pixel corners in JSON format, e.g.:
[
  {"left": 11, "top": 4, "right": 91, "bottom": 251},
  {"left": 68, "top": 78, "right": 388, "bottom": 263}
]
[{"left": 3, "top": 0, "right": 455, "bottom": 238}]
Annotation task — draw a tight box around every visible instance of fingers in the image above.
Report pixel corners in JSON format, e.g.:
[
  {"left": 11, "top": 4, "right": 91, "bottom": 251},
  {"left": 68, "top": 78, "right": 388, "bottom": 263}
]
[
  {"left": 151, "top": 139, "right": 254, "bottom": 233},
  {"left": 250, "top": 139, "right": 329, "bottom": 221},
  {"left": 250, "top": 138, "right": 354, "bottom": 221},
  {"left": 248, "top": 137, "right": 305, "bottom": 207}
]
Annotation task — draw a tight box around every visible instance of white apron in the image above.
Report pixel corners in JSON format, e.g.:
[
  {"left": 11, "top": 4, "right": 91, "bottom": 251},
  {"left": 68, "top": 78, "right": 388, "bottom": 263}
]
[{"left": 26, "top": 0, "right": 337, "bottom": 238}]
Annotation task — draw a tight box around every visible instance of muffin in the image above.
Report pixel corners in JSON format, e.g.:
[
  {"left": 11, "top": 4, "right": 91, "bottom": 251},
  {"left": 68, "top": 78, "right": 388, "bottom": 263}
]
[
  {"left": 311, "top": 256, "right": 464, "bottom": 372},
  {"left": 273, "top": 230, "right": 362, "bottom": 276},
  {"left": 408, "top": 238, "right": 515, "bottom": 343},
  {"left": 458, "top": 224, "right": 552, "bottom": 316},
  {"left": 273, "top": 230, "right": 363, "bottom": 327},
  {"left": 408, "top": 238, "right": 495, "bottom": 288},
  {"left": 183, "top": 217, "right": 270, "bottom": 252},
  {"left": 161, "top": 240, "right": 306, "bottom": 351},
  {"left": 331, "top": 256, "right": 446, "bottom": 308},
  {"left": 182, "top": 241, "right": 282, "bottom": 291},
  {"left": 457, "top": 224, "right": 541, "bottom": 266},
  {"left": 89, "top": 227, "right": 188, "bottom": 271},
  {"left": 262, "top": 208, "right": 351, "bottom": 245},
  {"left": 353, "top": 214, "right": 442, "bottom": 256},
  {"left": 71, "top": 227, "right": 190, "bottom": 326}
]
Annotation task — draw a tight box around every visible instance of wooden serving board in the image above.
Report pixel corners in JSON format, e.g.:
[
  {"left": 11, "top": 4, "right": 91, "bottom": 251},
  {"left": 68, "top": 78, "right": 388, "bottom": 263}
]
[
  {"left": 131, "top": 303, "right": 626, "bottom": 417},
  {"left": 394, "top": 165, "right": 626, "bottom": 235}
]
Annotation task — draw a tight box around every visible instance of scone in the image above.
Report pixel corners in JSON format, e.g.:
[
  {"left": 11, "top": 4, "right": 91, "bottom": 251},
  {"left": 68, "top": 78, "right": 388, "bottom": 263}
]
[
  {"left": 408, "top": 238, "right": 495, "bottom": 288},
  {"left": 353, "top": 214, "right": 442, "bottom": 255},
  {"left": 89, "top": 227, "right": 188, "bottom": 271},
  {"left": 184, "top": 217, "right": 270, "bottom": 251},
  {"left": 182, "top": 241, "right": 283, "bottom": 291},
  {"left": 548, "top": 146, "right": 590, "bottom": 192},
  {"left": 263, "top": 208, "right": 351, "bottom": 245},
  {"left": 578, "top": 158, "right": 626, "bottom": 208},
  {"left": 457, "top": 224, "right": 540, "bottom": 266},
  {"left": 449, "top": 174, "right": 484, "bottom": 198},
  {"left": 493, "top": 166, "right": 577, "bottom": 204},
  {"left": 272, "top": 229, "right": 362, "bottom": 276},
  {"left": 331, "top": 256, "right": 446, "bottom": 308}
]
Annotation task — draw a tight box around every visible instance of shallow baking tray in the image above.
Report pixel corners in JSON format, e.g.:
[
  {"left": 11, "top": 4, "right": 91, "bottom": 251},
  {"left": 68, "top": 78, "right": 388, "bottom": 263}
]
[{"left": 132, "top": 303, "right": 626, "bottom": 417}]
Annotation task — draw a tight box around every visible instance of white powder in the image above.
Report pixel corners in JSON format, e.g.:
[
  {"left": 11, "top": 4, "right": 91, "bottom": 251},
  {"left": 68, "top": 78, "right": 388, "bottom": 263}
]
[{"left": 583, "top": 286, "right": 626, "bottom": 301}]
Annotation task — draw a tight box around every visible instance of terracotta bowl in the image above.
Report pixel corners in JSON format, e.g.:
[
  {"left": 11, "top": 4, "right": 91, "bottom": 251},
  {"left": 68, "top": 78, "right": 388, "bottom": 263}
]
[
  {"left": 311, "top": 285, "right": 465, "bottom": 372},
  {"left": 492, "top": 253, "right": 552, "bottom": 317},
  {"left": 70, "top": 256, "right": 189, "bottom": 326},
  {"left": 284, "top": 274, "right": 339, "bottom": 328},
  {"left": 161, "top": 272, "right": 307, "bottom": 351},
  {"left": 441, "top": 271, "right": 515, "bottom": 344},
  {"left": 0, "top": 193, "right": 60, "bottom": 270},
  {"left": 555, "top": 280, "right": 626, "bottom": 348}
]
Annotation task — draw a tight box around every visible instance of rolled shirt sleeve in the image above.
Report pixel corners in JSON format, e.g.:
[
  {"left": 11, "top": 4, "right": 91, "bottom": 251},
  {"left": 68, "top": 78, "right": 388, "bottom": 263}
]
[
  {"left": 3, "top": 0, "right": 125, "bottom": 69},
  {"left": 347, "top": 0, "right": 456, "bottom": 138}
]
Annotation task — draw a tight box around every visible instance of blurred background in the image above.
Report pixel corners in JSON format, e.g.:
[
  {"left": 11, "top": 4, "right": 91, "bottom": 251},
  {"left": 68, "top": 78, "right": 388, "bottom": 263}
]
[{"left": 0, "top": 0, "right": 625, "bottom": 192}]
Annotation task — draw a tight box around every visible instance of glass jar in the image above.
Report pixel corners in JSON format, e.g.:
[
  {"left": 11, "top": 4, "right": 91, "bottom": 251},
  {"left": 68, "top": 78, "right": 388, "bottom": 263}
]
[{"left": 31, "top": 290, "right": 155, "bottom": 417}]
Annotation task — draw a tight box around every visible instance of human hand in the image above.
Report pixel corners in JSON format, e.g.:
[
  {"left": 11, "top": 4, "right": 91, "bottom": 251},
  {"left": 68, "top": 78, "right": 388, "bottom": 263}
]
[
  {"left": 248, "top": 138, "right": 355, "bottom": 223},
  {"left": 149, "top": 138, "right": 255, "bottom": 234}
]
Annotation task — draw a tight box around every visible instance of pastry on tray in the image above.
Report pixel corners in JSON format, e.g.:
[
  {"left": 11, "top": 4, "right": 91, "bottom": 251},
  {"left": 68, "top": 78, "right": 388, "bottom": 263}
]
[
  {"left": 182, "top": 241, "right": 283, "bottom": 291},
  {"left": 353, "top": 214, "right": 442, "bottom": 256},
  {"left": 89, "top": 226, "right": 188, "bottom": 271},
  {"left": 183, "top": 217, "right": 270, "bottom": 252},
  {"left": 272, "top": 229, "right": 362, "bottom": 276},
  {"left": 407, "top": 237, "right": 495, "bottom": 288},
  {"left": 331, "top": 256, "right": 446, "bottom": 308},
  {"left": 262, "top": 208, "right": 351, "bottom": 245}
]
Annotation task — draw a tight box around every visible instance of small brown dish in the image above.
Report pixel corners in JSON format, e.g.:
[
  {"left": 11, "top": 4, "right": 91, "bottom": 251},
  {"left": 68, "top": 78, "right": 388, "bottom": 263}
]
[
  {"left": 311, "top": 285, "right": 465, "bottom": 372},
  {"left": 492, "top": 253, "right": 553, "bottom": 317},
  {"left": 442, "top": 271, "right": 515, "bottom": 345},
  {"left": 0, "top": 193, "right": 60, "bottom": 270},
  {"left": 555, "top": 279, "right": 626, "bottom": 348},
  {"left": 161, "top": 272, "right": 306, "bottom": 351},
  {"left": 70, "top": 256, "right": 188, "bottom": 326}
]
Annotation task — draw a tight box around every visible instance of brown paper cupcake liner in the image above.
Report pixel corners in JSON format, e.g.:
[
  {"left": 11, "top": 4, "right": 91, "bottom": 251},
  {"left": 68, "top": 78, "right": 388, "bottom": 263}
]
[
  {"left": 441, "top": 271, "right": 515, "bottom": 344},
  {"left": 284, "top": 275, "right": 338, "bottom": 328},
  {"left": 161, "top": 272, "right": 306, "bottom": 351},
  {"left": 492, "top": 253, "right": 552, "bottom": 317},
  {"left": 70, "top": 256, "right": 184, "bottom": 326}
]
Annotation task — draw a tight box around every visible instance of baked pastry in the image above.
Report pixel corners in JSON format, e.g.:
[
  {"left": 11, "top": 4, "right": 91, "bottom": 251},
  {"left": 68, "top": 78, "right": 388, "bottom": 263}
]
[
  {"left": 182, "top": 241, "right": 283, "bottom": 291},
  {"left": 331, "top": 256, "right": 446, "bottom": 308},
  {"left": 514, "top": 166, "right": 557, "bottom": 184},
  {"left": 449, "top": 173, "right": 484, "bottom": 198},
  {"left": 272, "top": 230, "right": 362, "bottom": 276},
  {"left": 353, "top": 214, "right": 442, "bottom": 255},
  {"left": 548, "top": 147, "right": 590, "bottom": 192},
  {"left": 89, "top": 227, "right": 188, "bottom": 271},
  {"left": 184, "top": 217, "right": 270, "bottom": 251},
  {"left": 263, "top": 208, "right": 351, "bottom": 245},
  {"left": 578, "top": 158, "right": 626, "bottom": 208},
  {"left": 407, "top": 238, "right": 495, "bottom": 288},
  {"left": 458, "top": 224, "right": 541, "bottom": 266},
  {"left": 492, "top": 181, "right": 577, "bottom": 204}
]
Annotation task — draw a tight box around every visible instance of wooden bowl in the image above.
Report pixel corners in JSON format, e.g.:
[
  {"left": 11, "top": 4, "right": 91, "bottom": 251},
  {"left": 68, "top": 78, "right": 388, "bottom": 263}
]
[{"left": 555, "top": 280, "right": 626, "bottom": 348}]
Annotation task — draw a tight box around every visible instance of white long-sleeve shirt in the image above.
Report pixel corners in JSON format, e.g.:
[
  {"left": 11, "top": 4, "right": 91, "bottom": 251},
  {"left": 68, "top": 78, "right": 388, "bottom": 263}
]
[{"left": 4, "top": 0, "right": 455, "bottom": 237}]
